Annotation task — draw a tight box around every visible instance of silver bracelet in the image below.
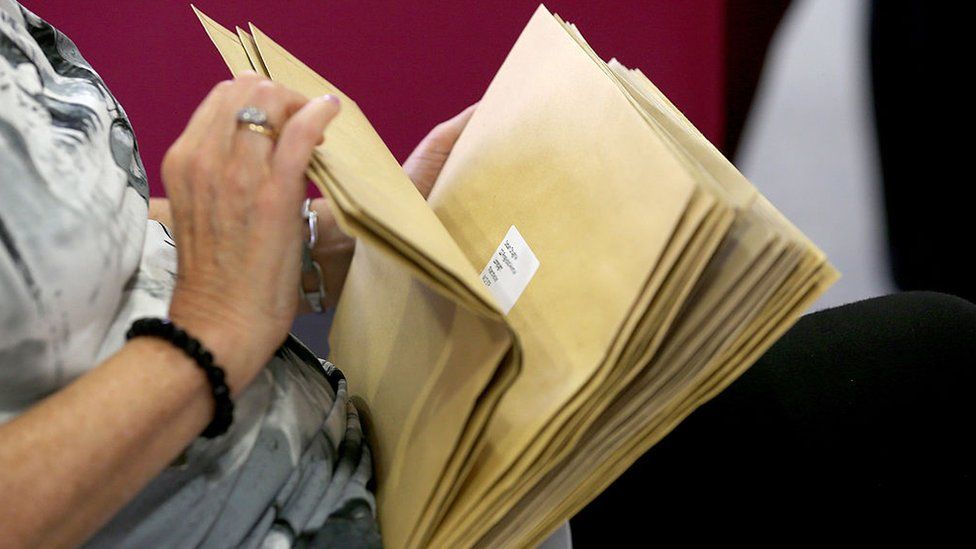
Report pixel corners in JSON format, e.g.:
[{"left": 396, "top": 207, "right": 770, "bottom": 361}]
[{"left": 300, "top": 199, "right": 328, "bottom": 313}]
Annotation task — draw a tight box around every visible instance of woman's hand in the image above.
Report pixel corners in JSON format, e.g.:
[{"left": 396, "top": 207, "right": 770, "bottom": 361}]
[
  {"left": 162, "top": 73, "right": 340, "bottom": 393},
  {"left": 304, "top": 103, "right": 477, "bottom": 309},
  {"left": 1, "top": 75, "right": 342, "bottom": 548}
]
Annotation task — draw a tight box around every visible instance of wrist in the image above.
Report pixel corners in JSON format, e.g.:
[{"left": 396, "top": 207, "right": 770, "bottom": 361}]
[
  {"left": 125, "top": 318, "right": 234, "bottom": 438},
  {"left": 305, "top": 245, "right": 352, "bottom": 311},
  {"left": 125, "top": 337, "right": 211, "bottom": 397},
  {"left": 308, "top": 208, "right": 354, "bottom": 311},
  {"left": 167, "top": 295, "right": 263, "bottom": 395}
]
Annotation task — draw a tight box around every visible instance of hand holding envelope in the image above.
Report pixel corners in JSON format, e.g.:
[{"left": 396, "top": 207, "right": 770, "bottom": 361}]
[{"left": 195, "top": 6, "right": 837, "bottom": 547}]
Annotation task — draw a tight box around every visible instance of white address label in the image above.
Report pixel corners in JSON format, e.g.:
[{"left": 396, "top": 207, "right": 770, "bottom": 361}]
[{"left": 479, "top": 225, "right": 540, "bottom": 315}]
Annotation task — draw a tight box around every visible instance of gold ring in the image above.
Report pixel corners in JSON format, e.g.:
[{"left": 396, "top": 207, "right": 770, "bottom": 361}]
[
  {"left": 236, "top": 106, "right": 278, "bottom": 140},
  {"left": 242, "top": 122, "right": 278, "bottom": 140}
]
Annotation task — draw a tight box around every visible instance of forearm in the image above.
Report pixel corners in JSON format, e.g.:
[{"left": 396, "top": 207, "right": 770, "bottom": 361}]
[{"left": 0, "top": 338, "right": 215, "bottom": 547}]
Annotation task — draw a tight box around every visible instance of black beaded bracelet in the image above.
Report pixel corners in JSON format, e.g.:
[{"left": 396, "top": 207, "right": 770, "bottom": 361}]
[{"left": 126, "top": 317, "right": 233, "bottom": 438}]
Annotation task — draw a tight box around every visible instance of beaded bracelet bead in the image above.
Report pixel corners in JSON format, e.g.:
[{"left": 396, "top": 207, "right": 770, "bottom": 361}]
[{"left": 125, "top": 317, "right": 233, "bottom": 438}]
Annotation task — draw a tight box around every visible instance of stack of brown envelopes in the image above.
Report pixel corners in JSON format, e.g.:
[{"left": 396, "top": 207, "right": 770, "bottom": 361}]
[{"left": 195, "top": 5, "right": 838, "bottom": 547}]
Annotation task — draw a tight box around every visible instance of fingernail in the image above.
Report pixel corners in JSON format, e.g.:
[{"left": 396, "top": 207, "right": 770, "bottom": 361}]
[{"left": 319, "top": 94, "right": 340, "bottom": 107}]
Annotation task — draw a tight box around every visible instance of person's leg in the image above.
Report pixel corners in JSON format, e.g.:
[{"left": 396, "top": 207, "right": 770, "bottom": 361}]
[{"left": 571, "top": 292, "right": 975, "bottom": 544}]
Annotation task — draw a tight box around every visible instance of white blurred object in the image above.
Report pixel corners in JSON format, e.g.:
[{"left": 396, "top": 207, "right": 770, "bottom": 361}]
[
  {"left": 538, "top": 522, "right": 572, "bottom": 549},
  {"left": 737, "top": 0, "right": 895, "bottom": 310}
]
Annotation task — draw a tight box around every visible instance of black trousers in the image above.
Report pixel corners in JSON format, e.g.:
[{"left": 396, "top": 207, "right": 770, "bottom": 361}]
[{"left": 571, "top": 292, "right": 976, "bottom": 543}]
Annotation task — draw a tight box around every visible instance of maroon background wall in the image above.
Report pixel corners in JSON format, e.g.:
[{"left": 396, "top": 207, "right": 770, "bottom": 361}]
[{"left": 20, "top": 1, "right": 726, "bottom": 198}]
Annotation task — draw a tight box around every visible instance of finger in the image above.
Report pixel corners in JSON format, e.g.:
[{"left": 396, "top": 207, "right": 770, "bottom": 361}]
[
  {"left": 179, "top": 72, "right": 263, "bottom": 153},
  {"left": 431, "top": 102, "right": 478, "bottom": 147},
  {"left": 403, "top": 103, "right": 478, "bottom": 196},
  {"left": 212, "top": 82, "right": 310, "bottom": 225},
  {"left": 178, "top": 76, "right": 267, "bottom": 233},
  {"left": 231, "top": 80, "right": 310, "bottom": 161},
  {"left": 271, "top": 95, "right": 341, "bottom": 197},
  {"left": 422, "top": 103, "right": 478, "bottom": 153},
  {"left": 173, "top": 78, "right": 236, "bottom": 155},
  {"left": 163, "top": 79, "right": 252, "bottom": 248}
]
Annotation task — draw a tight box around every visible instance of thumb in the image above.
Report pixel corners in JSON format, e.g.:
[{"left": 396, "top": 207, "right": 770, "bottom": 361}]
[
  {"left": 272, "top": 94, "right": 341, "bottom": 190},
  {"left": 403, "top": 103, "right": 477, "bottom": 198}
]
